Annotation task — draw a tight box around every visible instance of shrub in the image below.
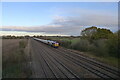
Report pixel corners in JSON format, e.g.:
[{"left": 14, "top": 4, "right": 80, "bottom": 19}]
[
  {"left": 59, "top": 40, "right": 72, "bottom": 48},
  {"left": 57, "top": 36, "right": 118, "bottom": 58},
  {"left": 71, "top": 39, "right": 90, "bottom": 51},
  {"left": 70, "top": 39, "right": 109, "bottom": 57},
  {"left": 91, "top": 40, "right": 109, "bottom": 57},
  {"left": 106, "top": 35, "right": 118, "bottom": 58}
]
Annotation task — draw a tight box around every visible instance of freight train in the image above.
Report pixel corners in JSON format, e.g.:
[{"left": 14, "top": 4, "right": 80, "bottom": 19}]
[{"left": 33, "top": 37, "right": 59, "bottom": 48}]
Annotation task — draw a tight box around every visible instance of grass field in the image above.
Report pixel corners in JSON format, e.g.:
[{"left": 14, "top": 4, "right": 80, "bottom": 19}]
[{"left": 2, "top": 39, "right": 32, "bottom": 78}]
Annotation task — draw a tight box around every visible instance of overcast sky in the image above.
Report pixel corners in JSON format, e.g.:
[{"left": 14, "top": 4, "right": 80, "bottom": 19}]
[{"left": 1, "top": 2, "right": 118, "bottom": 36}]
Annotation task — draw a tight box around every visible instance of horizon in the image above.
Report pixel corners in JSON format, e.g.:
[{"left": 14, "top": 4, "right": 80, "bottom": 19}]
[{"left": 1, "top": 2, "right": 118, "bottom": 36}]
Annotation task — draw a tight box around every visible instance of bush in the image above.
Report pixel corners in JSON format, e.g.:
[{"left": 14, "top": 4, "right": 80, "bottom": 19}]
[
  {"left": 71, "top": 39, "right": 90, "bottom": 51},
  {"left": 70, "top": 39, "right": 109, "bottom": 57},
  {"left": 106, "top": 35, "right": 118, "bottom": 58},
  {"left": 59, "top": 40, "right": 72, "bottom": 48},
  {"left": 57, "top": 36, "right": 118, "bottom": 58},
  {"left": 91, "top": 40, "right": 109, "bottom": 57}
]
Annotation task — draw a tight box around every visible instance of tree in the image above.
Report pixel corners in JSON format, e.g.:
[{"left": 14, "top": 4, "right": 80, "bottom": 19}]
[
  {"left": 81, "top": 26, "right": 113, "bottom": 40},
  {"left": 92, "top": 28, "right": 113, "bottom": 39},
  {"left": 81, "top": 26, "right": 97, "bottom": 39},
  {"left": 25, "top": 35, "right": 30, "bottom": 39}
]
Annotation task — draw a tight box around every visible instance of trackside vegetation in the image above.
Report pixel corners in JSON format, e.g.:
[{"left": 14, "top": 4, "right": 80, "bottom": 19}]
[
  {"left": 3, "top": 39, "right": 32, "bottom": 78},
  {"left": 42, "top": 26, "right": 119, "bottom": 67}
]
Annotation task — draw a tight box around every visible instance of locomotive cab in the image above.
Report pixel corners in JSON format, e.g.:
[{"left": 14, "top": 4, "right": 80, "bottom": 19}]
[{"left": 53, "top": 42, "right": 59, "bottom": 48}]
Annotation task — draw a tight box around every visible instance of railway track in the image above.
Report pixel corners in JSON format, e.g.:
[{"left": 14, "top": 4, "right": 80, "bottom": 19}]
[
  {"left": 31, "top": 40, "right": 56, "bottom": 78},
  {"left": 31, "top": 39, "right": 99, "bottom": 78},
  {"left": 47, "top": 42, "right": 119, "bottom": 79},
  {"left": 52, "top": 48, "right": 119, "bottom": 79},
  {"left": 32, "top": 39, "right": 80, "bottom": 79},
  {"left": 31, "top": 39, "right": 119, "bottom": 79},
  {"left": 59, "top": 48, "right": 119, "bottom": 76},
  {"left": 40, "top": 45, "right": 80, "bottom": 79}
]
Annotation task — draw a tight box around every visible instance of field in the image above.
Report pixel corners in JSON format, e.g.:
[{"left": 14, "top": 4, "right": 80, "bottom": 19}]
[{"left": 2, "top": 39, "right": 32, "bottom": 78}]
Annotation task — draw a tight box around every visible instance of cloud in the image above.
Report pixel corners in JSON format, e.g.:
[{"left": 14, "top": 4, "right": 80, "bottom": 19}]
[
  {"left": 1, "top": 25, "right": 62, "bottom": 32},
  {"left": 47, "top": 12, "right": 117, "bottom": 35},
  {"left": 1, "top": 8, "right": 118, "bottom": 36},
  {"left": 52, "top": 9, "right": 117, "bottom": 27}
]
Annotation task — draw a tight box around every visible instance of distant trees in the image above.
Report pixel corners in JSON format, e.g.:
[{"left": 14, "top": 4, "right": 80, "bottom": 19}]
[
  {"left": 2, "top": 35, "right": 25, "bottom": 39},
  {"left": 81, "top": 26, "right": 113, "bottom": 40}
]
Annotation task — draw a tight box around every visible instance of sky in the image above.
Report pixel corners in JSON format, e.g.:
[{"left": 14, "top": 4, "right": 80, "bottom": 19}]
[{"left": 0, "top": 2, "right": 118, "bottom": 36}]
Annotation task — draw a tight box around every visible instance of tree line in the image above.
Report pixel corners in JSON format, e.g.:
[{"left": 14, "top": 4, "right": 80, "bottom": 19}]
[{"left": 80, "top": 26, "right": 119, "bottom": 58}]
